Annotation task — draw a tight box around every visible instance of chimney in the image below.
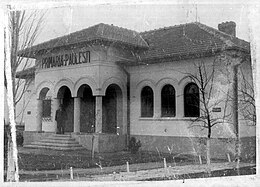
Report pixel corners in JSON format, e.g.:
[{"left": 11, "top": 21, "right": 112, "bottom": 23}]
[{"left": 218, "top": 21, "right": 236, "bottom": 37}]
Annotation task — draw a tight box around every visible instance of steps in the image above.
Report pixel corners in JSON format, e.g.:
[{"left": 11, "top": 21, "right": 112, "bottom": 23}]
[{"left": 23, "top": 134, "right": 85, "bottom": 150}]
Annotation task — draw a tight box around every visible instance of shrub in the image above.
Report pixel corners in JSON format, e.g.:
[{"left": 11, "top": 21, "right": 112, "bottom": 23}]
[{"left": 128, "top": 137, "right": 141, "bottom": 154}]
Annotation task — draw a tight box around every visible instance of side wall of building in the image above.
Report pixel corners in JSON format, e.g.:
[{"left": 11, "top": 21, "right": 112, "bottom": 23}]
[
  {"left": 237, "top": 59, "right": 256, "bottom": 159},
  {"left": 127, "top": 55, "right": 255, "bottom": 159}
]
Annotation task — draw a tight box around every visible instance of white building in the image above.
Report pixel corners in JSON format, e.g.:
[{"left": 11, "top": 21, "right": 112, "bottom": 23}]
[{"left": 17, "top": 21, "right": 255, "bottom": 159}]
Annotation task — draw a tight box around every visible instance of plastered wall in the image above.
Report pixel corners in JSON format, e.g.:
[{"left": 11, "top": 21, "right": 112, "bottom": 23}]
[{"left": 127, "top": 55, "right": 255, "bottom": 139}]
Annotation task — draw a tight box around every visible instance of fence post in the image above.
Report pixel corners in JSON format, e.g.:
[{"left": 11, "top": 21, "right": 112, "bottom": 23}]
[
  {"left": 70, "top": 167, "right": 73, "bottom": 180},
  {"left": 163, "top": 158, "right": 167, "bottom": 168},
  {"left": 227, "top": 153, "right": 231, "bottom": 162},
  {"left": 163, "top": 158, "right": 168, "bottom": 176},
  {"left": 126, "top": 161, "right": 130, "bottom": 173},
  {"left": 198, "top": 155, "right": 202, "bottom": 165}
]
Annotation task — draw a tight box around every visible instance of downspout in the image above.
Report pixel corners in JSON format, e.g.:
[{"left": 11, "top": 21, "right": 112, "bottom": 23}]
[
  {"left": 232, "top": 64, "right": 239, "bottom": 142},
  {"left": 126, "top": 72, "right": 130, "bottom": 149},
  {"left": 232, "top": 64, "right": 239, "bottom": 163}
]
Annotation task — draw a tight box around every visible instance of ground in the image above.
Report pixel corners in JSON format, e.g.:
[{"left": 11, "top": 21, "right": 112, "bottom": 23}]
[{"left": 3, "top": 146, "right": 256, "bottom": 182}]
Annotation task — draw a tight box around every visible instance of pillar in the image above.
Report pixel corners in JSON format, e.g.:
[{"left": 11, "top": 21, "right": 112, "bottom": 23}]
[
  {"left": 154, "top": 90, "right": 160, "bottom": 118},
  {"left": 36, "top": 99, "right": 43, "bottom": 132},
  {"left": 74, "top": 97, "right": 80, "bottom": 133},
  {"left": 95, "top": 96, "right": 102, "bottom": 133},
  {"left": 176, "top": 90, "right": 183, "bottom": 118},
  {"left": 53, "top": 98, "right": 60, "bottom": 133}
]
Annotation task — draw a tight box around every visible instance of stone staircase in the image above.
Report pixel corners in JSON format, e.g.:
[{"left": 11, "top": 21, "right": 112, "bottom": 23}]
[{"left": 23, "top": 134, "right": 85, "bottom": 150}]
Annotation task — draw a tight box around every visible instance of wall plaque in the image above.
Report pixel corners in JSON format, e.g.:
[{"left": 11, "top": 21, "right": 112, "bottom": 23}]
[{"left": 41, "top": 51, "right": 90, "bottom": 69}]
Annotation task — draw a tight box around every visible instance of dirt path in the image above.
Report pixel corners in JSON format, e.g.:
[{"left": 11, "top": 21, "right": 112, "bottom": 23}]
[
  {"left": 19, "top": 162, "right": 255, "bottom": 181},
  {"left": 67, "top": 162, "right": 256, "bottom": 181}
]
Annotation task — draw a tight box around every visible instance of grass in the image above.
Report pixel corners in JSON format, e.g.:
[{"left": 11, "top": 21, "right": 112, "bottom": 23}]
[
  {"left": 4, "top": 145, "right": 223, "bottom": 172},
  {"left": 4, "top": 146, "right": 256, "bottom": 182},
  {"left": 5, "top": 145, "right": 255, "bottom": 172},
  {"left": 15, "top": 148, "right": 200, "bottom": 171},
  {"left": 4, "top": 147, "right": 201, "bottom": 181}
]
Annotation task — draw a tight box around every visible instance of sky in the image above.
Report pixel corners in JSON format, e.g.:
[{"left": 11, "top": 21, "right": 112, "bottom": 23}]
[{"left": 35, "top": 3, "right": 251, "bottom": 45}]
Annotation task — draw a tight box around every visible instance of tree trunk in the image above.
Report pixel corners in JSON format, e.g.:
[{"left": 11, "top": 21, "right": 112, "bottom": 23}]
[
  {"left": 235, "top": 137, "right": 241, "bottom": 175},
  {"left": 6, "top": 135, "right": 15, "bottom": 181},
  {"left": 206, "top": 137, "right": 211, "bottom": 165},
  {"left": 6, "top": 133, "right": 18, "bottom": 181},
  {"left": 206, "top": 137, "right": 211, "bottom": 176}
]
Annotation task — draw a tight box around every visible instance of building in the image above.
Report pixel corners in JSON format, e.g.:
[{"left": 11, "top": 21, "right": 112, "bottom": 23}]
[{"left": 17, "top": 21, "right": 255, "bottom": 159}]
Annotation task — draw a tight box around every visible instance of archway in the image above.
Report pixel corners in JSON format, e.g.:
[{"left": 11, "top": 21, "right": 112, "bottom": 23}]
[
  {"left": 102, "top": 84, "right": 123, "bottom": 134},
  {"left": 57, "top": 86, "right": 74, "bottom": 132},
  {"left": 77, "top": 84, "right": 95, "bottom": 133}
]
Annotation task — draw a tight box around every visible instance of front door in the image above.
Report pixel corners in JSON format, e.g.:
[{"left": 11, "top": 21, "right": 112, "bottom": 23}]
[{"left": 102, "top": 86, "right": 117, "bottom": 134}]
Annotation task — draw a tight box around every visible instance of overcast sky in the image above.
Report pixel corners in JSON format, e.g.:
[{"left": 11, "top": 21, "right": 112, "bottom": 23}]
[{"left": 36, "top": 3, "right": 250, "bottom": 45}]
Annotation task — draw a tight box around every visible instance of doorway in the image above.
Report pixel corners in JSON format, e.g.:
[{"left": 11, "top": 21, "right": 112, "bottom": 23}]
[
  {"left": 77, "top": 84, "right": 95, "bottom": 133},
  {"left": 57, "top": 86, "right": 74, "bottom": 132},
  {"left": 102, "top": 84, "right": 122, "bottom": 134}
]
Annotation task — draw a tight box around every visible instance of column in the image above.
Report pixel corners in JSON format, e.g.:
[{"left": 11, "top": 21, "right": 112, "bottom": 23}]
[
  {"left": 36, "top": 99, "right": 43, "bottom": 132},
  {"left": 176, "top": 90, "right": 183, "bottom": 118},
  {"left": 154, "top": 91, "right": 161, "bottom": 118},
  {"left": 53, "top": 98, "right": 60, "bottom": 133},
  {"left": 74, "top": 97, "right": 81, "bottom": 133},
  {"left": 95, "top": 96, "right": 102, "bottom": 133}
]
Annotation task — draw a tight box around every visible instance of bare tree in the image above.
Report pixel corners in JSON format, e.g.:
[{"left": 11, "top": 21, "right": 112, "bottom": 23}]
[
  {"left": 10, "top": 10, "right": 44, "bottom": 112},
  {"left": 5, "top": 9, "right": 45, "bottom": 181},
  {"left": 238, "top": 68, "right": 256, "bottom": 126},
  {"left": 182, "top": 59, "right": 231, "bottom": 173}
]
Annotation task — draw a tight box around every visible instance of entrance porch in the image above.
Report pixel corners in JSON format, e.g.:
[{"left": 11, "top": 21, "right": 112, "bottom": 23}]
[
  {"left": 23, "top": 132, "right": 126, "bottom": 152},
  {"left": 26, "top": 83, "right": 127, "bottom": 153}
]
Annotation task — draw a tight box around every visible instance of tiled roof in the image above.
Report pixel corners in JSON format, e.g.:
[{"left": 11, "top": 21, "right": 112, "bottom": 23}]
[
  {"left": 18, "top": 23, "right": 149, "bottom": 58},
  {"left": 18, "top": 22, "right": 250, "bottom": 65},
  {"left": 134, "top": 22, "right": 250, "bottom": 63}
]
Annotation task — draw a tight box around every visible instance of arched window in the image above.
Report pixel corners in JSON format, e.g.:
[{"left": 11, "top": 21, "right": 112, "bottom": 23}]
[
  {"left": 161, "top": 85, "right": 176, "bottom": 117},
  {"left": 39, "top": 87, "right": 52, "bottom": 120},
  {"left": 42, "top": 97, "right": 52, "bottom": 118},
  {"left": 141, "top": 86, "right": 154, "bottom": 117},
  {"left": 184, "top": 83, "right": 200, "bottom": 117}
]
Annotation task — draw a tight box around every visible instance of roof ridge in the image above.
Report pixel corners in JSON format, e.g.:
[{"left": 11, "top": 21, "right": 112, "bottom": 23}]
[
  {"left": 100, "top": 23, "right": 149, "bottom": 47},
  {"left": 194, "top": 22, "right": 235, "bottom": 48},
  {"left": 140, "top": 22, "right": 196, "bottom": 34},
  {"left": 96, "top": 23, "right": 105, "bottom": 36},
  {"left": 19, "top": 23, "right": 149, "bottom": 57},
  {"left": 29, "top": 23, "right": 102, "bottom": 48},
  {"left": 31, "top": 22, "right": 138, "bottom": 48},
  {"left": 100, "top": 23, "right": 141, "bottom": 35}
]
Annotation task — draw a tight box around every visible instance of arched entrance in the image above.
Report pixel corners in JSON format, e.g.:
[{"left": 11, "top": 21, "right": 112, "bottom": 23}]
[
  {"left": 102, "top": 84, "right": 123, "bottom": 134},
  {"left": 57, "top": 86, "right": 74, "bottom": 132},
  {"left": 77, "top": 84, "right": 95, "bottom": 133}
]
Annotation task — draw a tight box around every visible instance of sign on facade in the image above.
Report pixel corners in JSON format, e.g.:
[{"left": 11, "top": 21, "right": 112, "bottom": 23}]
[
  {"left": 212, "top": 107, "right": 221, "bottom": 112},
  {"left": 41, "top": 51, "right": 90, "bottom": 69}
]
